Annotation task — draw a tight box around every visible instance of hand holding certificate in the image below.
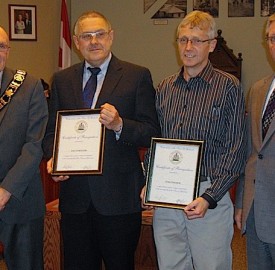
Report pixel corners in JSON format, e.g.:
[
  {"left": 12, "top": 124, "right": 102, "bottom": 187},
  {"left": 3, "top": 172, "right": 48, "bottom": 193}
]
[
  {"left": 51, "top": 109, "right": 105, "bottom": 175},
  {"left": 144, "top": 138, "right": 204, "bottom": 209}
]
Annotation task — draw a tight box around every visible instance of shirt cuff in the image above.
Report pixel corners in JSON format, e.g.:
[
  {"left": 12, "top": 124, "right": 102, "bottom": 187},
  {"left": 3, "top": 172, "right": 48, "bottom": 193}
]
[
  {"left": 201, "top": 193, "right": 217, "bottom": 209},
  {"left": 114, "top": 123, "right": 123, "bottom": 140}
]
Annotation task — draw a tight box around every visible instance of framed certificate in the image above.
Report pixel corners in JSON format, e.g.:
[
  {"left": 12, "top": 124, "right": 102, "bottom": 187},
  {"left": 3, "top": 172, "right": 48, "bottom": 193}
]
[
  {"left": 52, "top": 109, "right": 105, "bottom": 175},
  {"left": 144, "top": 138, "right": 204, "bottom": 209}
]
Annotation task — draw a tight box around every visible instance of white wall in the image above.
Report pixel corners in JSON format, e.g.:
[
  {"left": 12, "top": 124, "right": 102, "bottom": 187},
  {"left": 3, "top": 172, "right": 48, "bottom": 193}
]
[{"left": 71, "top": 0, "right": 274, "bottom": 95}]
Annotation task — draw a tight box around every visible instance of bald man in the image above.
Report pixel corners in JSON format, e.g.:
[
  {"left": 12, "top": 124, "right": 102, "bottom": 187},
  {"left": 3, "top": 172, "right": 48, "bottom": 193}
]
[{"left": 0, "top": 26, "right": 48, "bottom": 270}]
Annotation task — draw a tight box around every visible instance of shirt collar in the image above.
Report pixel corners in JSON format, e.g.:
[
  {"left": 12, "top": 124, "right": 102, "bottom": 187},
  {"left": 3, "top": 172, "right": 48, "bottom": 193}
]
[
  {"left": 175, "top": 61, "right": 214, "bottom": 86},
  {"left": 84, "top": 52, "right": 112, "bottom": 76}
]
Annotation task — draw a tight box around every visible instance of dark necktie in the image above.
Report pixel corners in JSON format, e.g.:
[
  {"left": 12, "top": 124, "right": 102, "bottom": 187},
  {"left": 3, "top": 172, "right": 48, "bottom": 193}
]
[
  {"left": 262, "top": 89, "right": 275, "bottom": 139},
  {"left": 83, "top": 67, "right": 101, "bottom": 108}
]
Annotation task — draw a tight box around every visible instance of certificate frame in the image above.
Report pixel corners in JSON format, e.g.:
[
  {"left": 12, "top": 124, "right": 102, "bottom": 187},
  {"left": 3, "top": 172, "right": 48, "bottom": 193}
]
[
  {"left": 52, "top": 109, "right": 105, "bottom": 175},
  {"left": 144, "top": 138, "right": 204, "bottom": 209}
]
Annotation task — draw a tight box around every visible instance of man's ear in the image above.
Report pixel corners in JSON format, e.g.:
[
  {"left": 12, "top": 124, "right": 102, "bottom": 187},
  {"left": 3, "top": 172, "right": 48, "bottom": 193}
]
[
  {"left": 209, "top": 38, "right": 217, "bottom": 53},
  {"left": 73, "top": 35, "right": 80, "bottom": 50}
]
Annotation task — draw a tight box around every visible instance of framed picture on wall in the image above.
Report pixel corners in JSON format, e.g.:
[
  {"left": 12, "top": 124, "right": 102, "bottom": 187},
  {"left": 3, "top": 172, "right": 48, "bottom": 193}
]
[
  {"left": 228, "top": 0, "right": 254, "bottom": 17},
  {"left": 261, "top": 0, "right": 275, "bottom": 17},
  {"left": 9, "top": 5, "right": 37, "bottom": 41},
  {"left": 151, "top": 0, "right": 187, "bottom": 19},
  {"left": 193, "top": 0, "right": 219, "bottom": 18}
]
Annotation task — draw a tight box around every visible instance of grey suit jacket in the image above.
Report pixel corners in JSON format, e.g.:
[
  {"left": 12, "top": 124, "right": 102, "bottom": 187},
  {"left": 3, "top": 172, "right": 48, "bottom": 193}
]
[
  {"left": 0, "top": 68, "right": 48, "bottom": 224},
  {"left": 43, "top": 55, "right": 160, "bottom": 215},
  {"left": 236, "top": 74, "right": 275, "bottom": 243}
]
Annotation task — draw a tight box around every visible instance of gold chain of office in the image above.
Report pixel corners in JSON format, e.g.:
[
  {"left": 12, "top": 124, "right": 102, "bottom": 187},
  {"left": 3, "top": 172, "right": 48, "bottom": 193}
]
[{"left": 0, "top": 70, "right": 27, "bottom": 110}]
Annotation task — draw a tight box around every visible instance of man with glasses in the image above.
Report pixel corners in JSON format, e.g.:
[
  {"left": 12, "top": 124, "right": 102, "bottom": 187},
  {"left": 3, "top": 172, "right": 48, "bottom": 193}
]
[
  {"left": 235, "top": 13, "right": 275, "bottom": 270},
  {"left": 0, "top": 27, "right": 48, "bottom": 270},
  {"left": 141, "top": 10, "right": 246, "bottom": 270},
  {"left": 43, "top": 11, "right": 159, "bottom": 270}
]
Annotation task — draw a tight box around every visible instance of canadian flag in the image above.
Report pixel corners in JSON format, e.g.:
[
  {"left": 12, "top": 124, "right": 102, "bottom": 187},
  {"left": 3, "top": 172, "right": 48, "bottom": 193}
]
[{"left": 59, "top": 0, "right": 71, "bottom": 69}]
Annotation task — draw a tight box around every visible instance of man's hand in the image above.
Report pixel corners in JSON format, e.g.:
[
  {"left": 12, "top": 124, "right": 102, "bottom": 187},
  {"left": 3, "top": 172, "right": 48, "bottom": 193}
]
[
  {"left": 0, "top": 187, "right": 11, "bottom": 211},
  {"left": 234, "top": 208, "right": 242, "bottom": 230},
  {"left": 47, "top": 158, "right": 69, "bottom": 182},
  {"left": 184, "top": 197, "right": 209, "bottom": 220},
  {"left": 100, "top": 103, "right": 122, "bottom": 132}
]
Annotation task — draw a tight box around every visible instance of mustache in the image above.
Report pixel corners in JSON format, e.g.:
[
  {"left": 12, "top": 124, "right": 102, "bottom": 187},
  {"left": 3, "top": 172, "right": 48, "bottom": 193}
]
[{"left": 88, "top": 45, "right": 102, "bottom": 50}]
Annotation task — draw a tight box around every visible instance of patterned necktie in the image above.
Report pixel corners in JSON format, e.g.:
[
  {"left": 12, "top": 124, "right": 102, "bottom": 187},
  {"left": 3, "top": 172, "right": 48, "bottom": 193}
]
[
  {"left": 262, "top": 89, "right": 275, "bottom": 139},
  {"left": 83, "top": 67, "right": 101, "bottom": 108}
]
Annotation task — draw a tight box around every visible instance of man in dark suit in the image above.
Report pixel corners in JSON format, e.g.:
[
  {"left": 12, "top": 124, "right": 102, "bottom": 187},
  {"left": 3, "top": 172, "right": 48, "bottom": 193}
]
[
  {"left": 0, "top": 26, "right": 48, "bottom": 270},
  {"left": 43, "top": 11, "right": 160, "bottom": 270},
  {"left": 235, "top": 13, "right": 275, "bottom": 270},
  {"left": 24, "top": 12, "right": 32, "bottom": 34}
]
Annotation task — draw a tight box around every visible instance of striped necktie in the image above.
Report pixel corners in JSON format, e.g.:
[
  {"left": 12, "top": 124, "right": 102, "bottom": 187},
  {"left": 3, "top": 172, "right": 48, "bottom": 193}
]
[
  {"left": 83, "top": 67, "right": 101, "bottom": 108},
  {"left": 262, "top": 89, "right": 275, "bottom": 139}
]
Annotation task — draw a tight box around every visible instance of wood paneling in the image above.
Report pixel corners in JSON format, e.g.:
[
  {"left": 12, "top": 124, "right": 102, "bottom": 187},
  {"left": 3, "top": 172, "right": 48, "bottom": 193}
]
[
  {"left": 44, "top": 200, "right": 63, "bottom": 270},
  {"left": 135, "top": 210, "right": 158, "bottom": 270}
]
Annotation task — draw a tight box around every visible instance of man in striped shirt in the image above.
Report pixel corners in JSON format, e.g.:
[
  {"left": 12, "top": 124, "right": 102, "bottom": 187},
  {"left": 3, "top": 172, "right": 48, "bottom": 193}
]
[{"left": 146, "top": 10, "right": 246, "bottom": 270}]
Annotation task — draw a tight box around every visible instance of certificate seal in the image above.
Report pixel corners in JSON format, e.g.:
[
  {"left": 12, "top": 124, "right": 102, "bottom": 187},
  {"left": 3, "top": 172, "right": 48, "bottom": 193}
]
[
  {"left": 75, "top": 121, "right": 88, "bottom": 133},
  {"left": 169, "top": 150, "right": 183, "bottom": 165}
]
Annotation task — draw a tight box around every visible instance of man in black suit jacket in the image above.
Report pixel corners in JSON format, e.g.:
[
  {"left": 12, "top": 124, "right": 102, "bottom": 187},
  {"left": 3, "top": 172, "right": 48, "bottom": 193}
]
[
  {"left": 43, "top": 11, "right": 160, "bottom": 270},
  {"left": 24, "top": 12, "right": 32, "bottom": 34},
  {"left": 0, "top": 27, "right": 48, "bottom": 270}
]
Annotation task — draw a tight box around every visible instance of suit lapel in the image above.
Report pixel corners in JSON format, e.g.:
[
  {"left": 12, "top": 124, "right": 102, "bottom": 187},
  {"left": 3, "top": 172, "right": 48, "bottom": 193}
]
[
  {"left": 71, "top": 63, "right": 85, "bottom": 108},
  {"left": 1, "top": 68, "right": 13, "bottom": 94},
  {"left": 96, "top": 56, "right": 123, "bottom": 107}
]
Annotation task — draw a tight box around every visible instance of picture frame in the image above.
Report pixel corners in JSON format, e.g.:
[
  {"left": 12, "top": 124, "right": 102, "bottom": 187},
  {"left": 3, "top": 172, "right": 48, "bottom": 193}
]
[
  {"left": 144, "top": 138, "right": 204, "bottom": 209},
  {"left": 52, "top": 109, "right": 105, "bottom": 176},
  {"left": 193, "top": 0, "right": 219, "bottom": 18},
  {"left": 228, "top": 0, "right": 254, "bottom": 17},
  {"left": 9, "top": 5, "right": 37, "bottom": 41}
]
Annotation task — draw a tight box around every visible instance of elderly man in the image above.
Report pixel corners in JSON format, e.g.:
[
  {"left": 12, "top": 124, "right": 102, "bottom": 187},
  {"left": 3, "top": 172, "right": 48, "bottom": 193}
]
[
  {"left": 235, "top": 13, "right": 275, "bottom": 270},
  {"left": 0, "top": 26, "right": 48, "bottom": 270}
]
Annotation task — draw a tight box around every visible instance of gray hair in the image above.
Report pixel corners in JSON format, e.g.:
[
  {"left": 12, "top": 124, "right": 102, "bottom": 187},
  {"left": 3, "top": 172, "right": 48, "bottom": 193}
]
[
  {"left": 74, "top": 11, "right": 112, "bottom": 35},
  {"left": 177, "top": 10, "right": 216, "bottom": 39}
]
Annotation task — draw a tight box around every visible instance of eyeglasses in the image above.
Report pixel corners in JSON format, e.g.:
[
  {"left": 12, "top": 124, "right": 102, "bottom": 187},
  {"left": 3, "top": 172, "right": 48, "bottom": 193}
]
[
  {"left": 176, "top": 37, "right": 214, "bottom": 46},
  {"left": 265, "top": 36, "right": 275, "bottom": 44},
  {"left": 78, "top": 31, "right": 110, "bottom": 41},
  {"left": 0, "top": 43, "right": 10, "bottom": 52}
]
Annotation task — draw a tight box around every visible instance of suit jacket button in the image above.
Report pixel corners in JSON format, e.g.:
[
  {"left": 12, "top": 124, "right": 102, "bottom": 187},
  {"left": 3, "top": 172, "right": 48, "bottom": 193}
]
[{"left": 258, "top": 154, "right": 263, "bottom": 159}]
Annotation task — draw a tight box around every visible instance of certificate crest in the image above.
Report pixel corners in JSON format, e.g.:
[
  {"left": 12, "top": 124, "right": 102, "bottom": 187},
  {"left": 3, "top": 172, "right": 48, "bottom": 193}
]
[
  {"left": 75, "top": 121, "right": 88, "bottom": 133},
  {"left": 169, "top": 151, "right": 183, "bottom": 164}
]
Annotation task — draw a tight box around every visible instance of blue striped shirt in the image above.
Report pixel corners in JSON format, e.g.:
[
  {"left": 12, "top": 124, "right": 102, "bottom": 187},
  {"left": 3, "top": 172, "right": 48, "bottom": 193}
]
[{"left": 156, "top": 61, "right": 246, "bottom": 206}]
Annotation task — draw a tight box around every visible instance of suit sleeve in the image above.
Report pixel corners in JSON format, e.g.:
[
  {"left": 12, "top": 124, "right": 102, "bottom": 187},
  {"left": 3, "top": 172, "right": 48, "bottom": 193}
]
[
  {"left": 118, "top": 68, "right": 160, "bottom": 147},
  {"left": 1, "top": 80, "right": 48, "bottom": 201},
  {"left": 42, "top": 74, "right": 60, "bottom": 159}
]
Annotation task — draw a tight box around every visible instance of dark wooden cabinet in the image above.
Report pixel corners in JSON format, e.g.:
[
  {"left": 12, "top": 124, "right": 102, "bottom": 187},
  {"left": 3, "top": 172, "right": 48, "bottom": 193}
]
[{"left": 209, "top": 29, "right": 242, "bottom": 81}]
